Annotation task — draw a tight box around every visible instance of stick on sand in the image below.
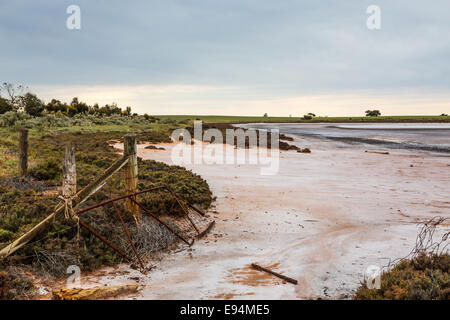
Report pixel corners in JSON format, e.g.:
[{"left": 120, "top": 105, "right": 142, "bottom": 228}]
[
  {"left": 365, "top": 150, "right": 389, "bottom": 155},
  {"left": 251, "top": 263, "right": 298, "bottom": 285}
]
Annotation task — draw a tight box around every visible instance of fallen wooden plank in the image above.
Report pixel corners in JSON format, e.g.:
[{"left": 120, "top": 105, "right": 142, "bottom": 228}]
[
  {"left": 365, "top": 150, "right": 389, "bottom": 155},
  {"left": 251, "top": 263, "right": 298, "bottom": 285},
  {"left": 0, "top": 156, "right": 129, "bottom": 259},
  {"left": 52, "top": 284, "right": 139, "bottom": 300}
]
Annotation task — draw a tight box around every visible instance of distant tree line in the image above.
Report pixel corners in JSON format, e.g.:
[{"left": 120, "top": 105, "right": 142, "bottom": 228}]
[{"left": 0, "top": 82, "right": 140, "bottom": 118}]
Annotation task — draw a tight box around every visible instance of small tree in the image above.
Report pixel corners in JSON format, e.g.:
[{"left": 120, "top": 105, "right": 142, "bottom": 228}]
[
  {"left": 0, "top": 82, "right": 27, "bottom": 109},
  {"left": 0, "top": 97, "right": 13, "bottom": 114},
  {"left": 89, "top": 103, "right": 100, "bottom": 115},
  {"left": 66, "top": 105, "right": 78, "bottom": 117},
  {"left": 365, "top": 110, "right": 381, "bottom": 117},
  {"left": 71, "top": 97, "right": 89, "bottom": 114},
  {"left": 21, "top": 93, "right": 45, "bottom": 117},
  {"left": 302, "top": 113, "right": 316, "bottom": 120},
  {"left": 46, "top": 99, "right": 67, "bottom": 113},
  {"left": 263, "top": 113, "right": 268, "bottom": 118}
]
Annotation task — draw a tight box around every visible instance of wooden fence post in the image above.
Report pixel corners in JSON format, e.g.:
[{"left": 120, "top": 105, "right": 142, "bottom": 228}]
[
  {"left": 0, "top": 156, "right": 130, "bottom": 259},
  {"left": 18, "top": 129, "right": 28, "bottom": 177},
  {"left": 62, "top": 144, "right": 77, "bottom": 198},
  {"left": 124, "top": 135, "right": 139, "bottom": 221}
]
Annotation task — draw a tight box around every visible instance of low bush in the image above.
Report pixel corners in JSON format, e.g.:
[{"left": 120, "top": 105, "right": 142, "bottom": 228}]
[
  {"left": 29, "top": 159, "right": 61, "bottom": 182},
  {"left": 0, "top": 112, "right": 161, "bottom": 128},
  {"left": 0, "top": 229, "right": 13, "bottom": 242},
  {"left": 354, "top": 253, "right": 450, "bottom": 300}
]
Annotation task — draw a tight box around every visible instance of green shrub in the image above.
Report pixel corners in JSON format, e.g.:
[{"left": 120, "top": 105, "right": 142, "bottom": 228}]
[
  {"left": 355, "top": 253, "right": 450, "bottom": 300},
  {"left": 0, "top": 111, "right": 31, "bottom": 127},
  {"left": 29, "top": 159, "right": 61, "bottom": 182},
  {"left": 0, "top": 98, "right": 13, "bottom": 115},
  {"left": 0, "top": 112, "right": 154, "bottom": 128},
  {"left": 22, "top": 93, "right": 45, "bottom": 117},
  {"left": 0, "top": 229, "right": 13, "bottom": 242}
]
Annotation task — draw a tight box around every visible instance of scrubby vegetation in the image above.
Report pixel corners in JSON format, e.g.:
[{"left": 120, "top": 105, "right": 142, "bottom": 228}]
[
  {"left": 355, "top": 217, "right": 449, "bottom": 300},
  {"left": 0, "top": 82, "right": 159, "bottom": 129},
  {"left": 0, "top": 111, "right": 157, "bottom": 128},
  {"left": 355, "top": 253, "right": 450, "bottom": 300},
  {"left": 0, "top": 125, "right": 212, "bottom": 299}
]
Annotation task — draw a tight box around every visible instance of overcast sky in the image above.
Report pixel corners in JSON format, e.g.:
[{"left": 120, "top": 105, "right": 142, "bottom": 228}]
[{"left": 1, "top": 0, "right": 449, "bottom": 116}]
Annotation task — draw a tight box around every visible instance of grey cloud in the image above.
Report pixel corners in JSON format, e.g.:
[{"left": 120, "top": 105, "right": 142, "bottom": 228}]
[{"left": 0, "top": 0, "right": 449, "bottom": 96}]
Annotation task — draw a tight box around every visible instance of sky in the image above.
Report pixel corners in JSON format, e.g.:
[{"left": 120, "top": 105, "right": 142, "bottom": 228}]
[{"left": 1, "top": 0, "right": 449, "bottom": 116}]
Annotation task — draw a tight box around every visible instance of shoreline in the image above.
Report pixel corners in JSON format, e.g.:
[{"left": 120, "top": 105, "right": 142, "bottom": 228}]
[
  {"left": 228, "top": 119, "right": 450, "bottom": 124},
  {"left": 69, "top": 132, "right": 450, "bottom": 299}
]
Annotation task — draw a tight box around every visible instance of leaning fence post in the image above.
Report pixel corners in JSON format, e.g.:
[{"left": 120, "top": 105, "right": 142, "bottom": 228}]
[
  {"left": 18, "top": 129, "right": 28, "bottom": 177},
  {"left": 62, "top": 144, "right": 77, "bottom": 198},
  {"left": 124, "top": 135, "right": 139, "bottom": 221}
]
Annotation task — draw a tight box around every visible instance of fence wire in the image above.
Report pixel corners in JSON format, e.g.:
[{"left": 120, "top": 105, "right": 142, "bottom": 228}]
[{"left": 384, "top": 216, "right": 450, "bottom": 271}]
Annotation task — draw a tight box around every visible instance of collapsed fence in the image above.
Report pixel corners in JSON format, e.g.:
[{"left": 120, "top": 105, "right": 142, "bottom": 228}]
[
  {"left": 73, "top": 185, "right": 213, "bottom": 273},
  {"left": 0, "top": 132, "right": 215, "bottom": 274}
]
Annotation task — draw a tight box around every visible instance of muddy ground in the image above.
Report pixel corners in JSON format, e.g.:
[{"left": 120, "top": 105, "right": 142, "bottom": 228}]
[{"left": 40, "top": 134, "right": 450, "bottom": 299}]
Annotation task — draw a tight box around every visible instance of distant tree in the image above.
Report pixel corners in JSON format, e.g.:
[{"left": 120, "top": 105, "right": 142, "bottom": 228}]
[
  {"left": 125, "top": 106, "right": 132, "bottom": 116},
  {"left": 365, "top": 110, "right": 381, "bottom": 117},
  {"left": 46, "top": 99, "right": 67, "bottom": 113},
  {"left": 0, "top": 97, "right": 13, "bottom": 114},
  {"left": 71, "top": 97, "right": 89, "bottom": 114},
  {"left": 110, "top": 103, "right": 122, "bottom": 115},
  {"left": 0, "top": 82, "right": 27, "bottom": 109},
  {"left": 441, "top": 113, "right": 448, "bottom": 117},
  {"left": 263, "top": 113, "right": 268, "bottom": 118},
  {"left": 88, "top": 103, "right": 100, "bottom": 115},
  {"left": 98, "top": 105, "right": 110, "bottom": 116},
  {"left": 21, "top": 93, "right": 45, "bottom": 117},
  {"left": 302, "top": 112, "right": 316, "bottom": 120},
  {"left": 66, "top": 105, "right": 78, "bottom": 117}
]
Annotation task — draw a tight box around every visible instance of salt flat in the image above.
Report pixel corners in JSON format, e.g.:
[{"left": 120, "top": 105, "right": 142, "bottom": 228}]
[{"left": 81, "top": 135, "right": 449, "bottom": 299}]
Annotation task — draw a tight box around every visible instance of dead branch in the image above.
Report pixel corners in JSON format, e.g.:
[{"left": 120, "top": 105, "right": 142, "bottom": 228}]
[{"left": 251, "top": 263, "right": 298, "bottom": 285}]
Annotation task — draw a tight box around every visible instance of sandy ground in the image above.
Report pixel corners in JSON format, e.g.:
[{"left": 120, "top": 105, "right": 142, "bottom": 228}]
[{"left": 59, "top": 135, "right": 450, "bottom": 300}]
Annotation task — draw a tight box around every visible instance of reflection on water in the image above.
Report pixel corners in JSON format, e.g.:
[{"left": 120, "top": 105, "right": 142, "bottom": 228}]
[{"left": 241, "top": 123, "right": 450, "bottom": 153}]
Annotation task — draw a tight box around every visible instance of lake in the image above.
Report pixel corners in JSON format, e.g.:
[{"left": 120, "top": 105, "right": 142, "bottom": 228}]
[{"left": 240, "top": 123, "right": 450, "bottom": 153}]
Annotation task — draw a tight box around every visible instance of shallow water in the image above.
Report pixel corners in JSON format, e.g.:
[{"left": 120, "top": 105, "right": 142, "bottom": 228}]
[{"left": 241, "top": 123, "right": 450, "bottom": 153}]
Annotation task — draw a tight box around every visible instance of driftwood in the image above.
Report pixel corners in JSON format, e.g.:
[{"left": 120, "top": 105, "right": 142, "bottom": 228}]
[
  {"left": 251, "top": 263, "right": 298, "bottom": 285},
  {"left": 52, "top": 284, "right": 139, "bottom": 300},
  {"left": 0, "top": 156, "right": 129, "bottom": 259},
  {"left": 365, "top": 150, "right": 389, "bottom": 155}
]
